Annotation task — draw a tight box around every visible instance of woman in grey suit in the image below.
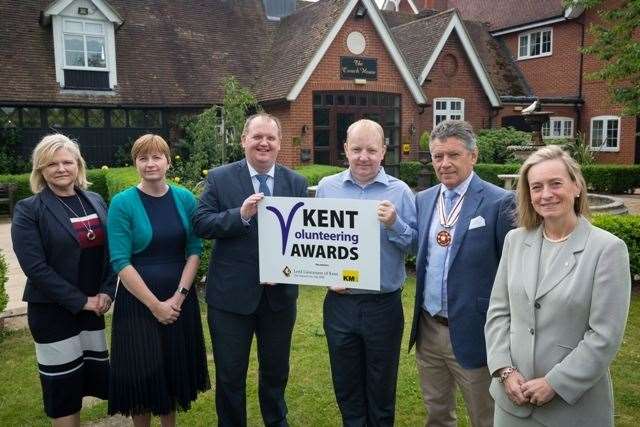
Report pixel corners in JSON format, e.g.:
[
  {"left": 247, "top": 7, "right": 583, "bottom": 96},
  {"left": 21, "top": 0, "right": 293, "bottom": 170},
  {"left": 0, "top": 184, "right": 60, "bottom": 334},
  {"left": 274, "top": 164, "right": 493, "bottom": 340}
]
[{"left": 485, "top": 145, "right": 631, "bottom": 426}]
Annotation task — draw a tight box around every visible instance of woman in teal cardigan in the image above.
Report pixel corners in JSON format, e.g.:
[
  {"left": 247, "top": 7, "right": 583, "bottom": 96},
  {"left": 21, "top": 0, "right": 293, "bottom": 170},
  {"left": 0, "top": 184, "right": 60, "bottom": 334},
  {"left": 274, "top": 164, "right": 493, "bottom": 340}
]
[{"left": 107, "top": 134, "right": 210, "bottom": 426}]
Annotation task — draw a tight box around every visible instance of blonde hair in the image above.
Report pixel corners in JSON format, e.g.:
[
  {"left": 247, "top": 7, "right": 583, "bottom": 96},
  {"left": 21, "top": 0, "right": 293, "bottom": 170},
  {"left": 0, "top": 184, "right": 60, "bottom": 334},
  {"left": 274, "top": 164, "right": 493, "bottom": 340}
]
[
  {"left": 346, "top": 119, "right": 386, "bottom": 147},
  {"left": 517, "top": 145, "right": 589, "bottom": 229},
  {"left": 131, "top": 134, "right": 171, "bottom": 163},
  {"left": 30, "top": 134, "right": 89, "bottom": 193}
]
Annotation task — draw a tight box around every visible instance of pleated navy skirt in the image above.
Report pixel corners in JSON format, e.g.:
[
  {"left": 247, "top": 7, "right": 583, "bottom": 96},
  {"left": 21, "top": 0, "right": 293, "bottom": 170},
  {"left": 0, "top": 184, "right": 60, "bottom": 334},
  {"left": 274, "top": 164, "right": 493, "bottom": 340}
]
[{"left": 108, "top": 189, "right": 210, "bottom": 416}]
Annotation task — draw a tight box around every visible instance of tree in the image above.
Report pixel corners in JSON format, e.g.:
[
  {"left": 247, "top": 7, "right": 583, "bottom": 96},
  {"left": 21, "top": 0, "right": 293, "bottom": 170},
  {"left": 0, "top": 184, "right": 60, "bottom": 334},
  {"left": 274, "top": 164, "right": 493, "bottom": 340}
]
[
  {"left": 178, "top": 77, "right": 260, "bottom": 186},
  {"left": 573, "top": 0, "right": 640, "bottom": 116}
]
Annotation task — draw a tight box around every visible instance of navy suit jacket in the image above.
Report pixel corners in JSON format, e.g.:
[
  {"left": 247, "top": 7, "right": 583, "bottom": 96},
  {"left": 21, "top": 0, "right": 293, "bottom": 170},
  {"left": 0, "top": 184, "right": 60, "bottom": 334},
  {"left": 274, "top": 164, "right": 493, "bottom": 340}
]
[
  {"left": 11, "top": 186, "right": 117, "bottom": 314},
  {"left": 193, "top": 159, "right": 308, "bottom": 315},
  {"left": 409, "top": 174, "right": 515, "bottom": 368}
]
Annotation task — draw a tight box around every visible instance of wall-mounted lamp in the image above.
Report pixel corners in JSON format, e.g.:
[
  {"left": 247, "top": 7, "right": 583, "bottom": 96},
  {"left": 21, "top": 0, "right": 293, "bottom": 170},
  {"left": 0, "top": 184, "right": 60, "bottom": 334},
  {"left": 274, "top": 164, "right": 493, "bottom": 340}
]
[
  {"left": 301, "top": 124, "right": 308, "bottom": 135},
  {"left": 355, "top": 4, "right": 367, "bottom": 18}
]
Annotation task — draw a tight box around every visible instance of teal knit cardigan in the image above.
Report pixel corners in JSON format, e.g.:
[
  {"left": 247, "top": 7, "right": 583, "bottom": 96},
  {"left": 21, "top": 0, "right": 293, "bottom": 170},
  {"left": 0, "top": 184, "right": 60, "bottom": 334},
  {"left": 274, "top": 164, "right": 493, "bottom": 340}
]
[{"left": 107, "top": 185, "right": 203, "bottom": 273}]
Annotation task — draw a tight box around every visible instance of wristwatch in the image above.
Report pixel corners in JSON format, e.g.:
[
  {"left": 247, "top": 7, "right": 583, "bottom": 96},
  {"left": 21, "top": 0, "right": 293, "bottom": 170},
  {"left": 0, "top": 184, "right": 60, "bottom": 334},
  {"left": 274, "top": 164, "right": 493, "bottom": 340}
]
[
  {"left": 177, "top": 286, "right": 190, "bottom": 296},
  {"left": 498, "top": 367, "right": 518, "bottom": 383}
]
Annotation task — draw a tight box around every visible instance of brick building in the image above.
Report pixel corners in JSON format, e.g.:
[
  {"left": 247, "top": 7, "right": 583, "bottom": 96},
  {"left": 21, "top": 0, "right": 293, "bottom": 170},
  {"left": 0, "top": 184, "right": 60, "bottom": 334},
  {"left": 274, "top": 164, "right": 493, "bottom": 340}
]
[
  {"left": 1, "top": 0, "right": 635, "bottom": 170},
  {"left": 384, "top": 0, "right": 640, "bottom": 164}
]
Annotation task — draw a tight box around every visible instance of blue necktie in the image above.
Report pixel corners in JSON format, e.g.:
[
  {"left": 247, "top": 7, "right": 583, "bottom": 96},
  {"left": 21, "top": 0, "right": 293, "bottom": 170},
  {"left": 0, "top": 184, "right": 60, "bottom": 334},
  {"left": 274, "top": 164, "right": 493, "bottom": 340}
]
[
  {"left": 424, "top": 189, "right": 457, "bottom": 316},
  {"left": 256, "top": 174, "right": 271, "bottom": 196}
]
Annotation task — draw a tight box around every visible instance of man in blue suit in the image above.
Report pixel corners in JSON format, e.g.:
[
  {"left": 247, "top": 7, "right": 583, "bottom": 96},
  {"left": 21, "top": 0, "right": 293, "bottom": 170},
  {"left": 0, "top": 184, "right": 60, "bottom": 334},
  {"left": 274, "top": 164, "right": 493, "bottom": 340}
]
[
  {"left": 193, "top": 113, "right": 307, "bottom": 427},
  {"left": 409, "top": 120, "right": 515, "bottom": 427}
]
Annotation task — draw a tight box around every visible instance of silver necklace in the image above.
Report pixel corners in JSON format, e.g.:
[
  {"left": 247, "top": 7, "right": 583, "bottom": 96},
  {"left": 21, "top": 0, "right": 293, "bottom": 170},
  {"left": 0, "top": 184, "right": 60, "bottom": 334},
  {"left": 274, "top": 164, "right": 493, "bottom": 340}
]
[{"left": 56, "top": 194, "right": 96, "bottom": 241}]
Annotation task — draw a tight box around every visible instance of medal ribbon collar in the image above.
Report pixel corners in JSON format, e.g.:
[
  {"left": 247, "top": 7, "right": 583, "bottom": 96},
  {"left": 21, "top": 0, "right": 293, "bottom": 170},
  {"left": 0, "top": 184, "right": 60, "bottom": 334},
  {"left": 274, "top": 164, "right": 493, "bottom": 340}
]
[{"left": 437, "top": 190, "right": 465, "bottom": 229}]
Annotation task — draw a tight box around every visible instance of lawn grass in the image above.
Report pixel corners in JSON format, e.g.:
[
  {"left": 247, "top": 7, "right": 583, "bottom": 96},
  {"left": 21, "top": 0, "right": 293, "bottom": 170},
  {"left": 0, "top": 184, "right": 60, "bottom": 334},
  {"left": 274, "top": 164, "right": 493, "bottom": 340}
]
[{"left": 1, "top": 280, "right": 638, "bottom": 426}]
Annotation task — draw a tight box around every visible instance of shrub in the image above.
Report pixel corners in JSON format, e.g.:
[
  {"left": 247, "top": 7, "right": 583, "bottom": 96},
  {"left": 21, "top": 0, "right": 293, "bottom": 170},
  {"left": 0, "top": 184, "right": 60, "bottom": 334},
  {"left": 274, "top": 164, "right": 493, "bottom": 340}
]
[
  {"left": 0, "top": 173, "right": 31, "bottom": 206},
  {"left": 419, "top": 131, "right": 430, "bottom": 151},
  {"left": 180, "top": 77, "right": 260, "bottom": 186},
  {"left": 86, "top": 169, "right": 109, "bottom": 201},
  {"left": 476, "top": 127, "right": 531, "bottom": 164},
  {"left": 582, "top": 165, "right": 640, "bottom": 194},
  {"left": 473, "top": 164, "right": 520, "bottom": 187},
  {"left": 295, "top": 164, "right": 344, "bottom": 186},
  {"left": 399, "top": 161, "right": 424, "bottom": 188},
  {"left": 104, "top": 167, "right": 140, "bottom": 197},
  {"left": 0, "top": 251, "right": 8, "bottom": 314},
  {"left": 591, "top": 214, "right": 640, "bottom": 284}
]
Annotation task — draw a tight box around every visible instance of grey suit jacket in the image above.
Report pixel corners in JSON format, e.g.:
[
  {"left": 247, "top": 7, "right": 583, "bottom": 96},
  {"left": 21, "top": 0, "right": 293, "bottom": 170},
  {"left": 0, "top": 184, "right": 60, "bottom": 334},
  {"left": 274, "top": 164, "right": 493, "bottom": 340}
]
[{"left": 485, "top": 216, "right": 631, "bottom": 426}]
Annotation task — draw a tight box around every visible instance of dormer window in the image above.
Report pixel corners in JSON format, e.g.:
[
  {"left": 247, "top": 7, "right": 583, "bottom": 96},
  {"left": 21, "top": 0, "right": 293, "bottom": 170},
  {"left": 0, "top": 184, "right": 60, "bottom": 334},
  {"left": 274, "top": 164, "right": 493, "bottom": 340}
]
[
  {"left": 43, "top": 0, "right": 123, "bottom": 91},
  {"left": 63, "top": 19, "right": 107, "bottom": 69}
]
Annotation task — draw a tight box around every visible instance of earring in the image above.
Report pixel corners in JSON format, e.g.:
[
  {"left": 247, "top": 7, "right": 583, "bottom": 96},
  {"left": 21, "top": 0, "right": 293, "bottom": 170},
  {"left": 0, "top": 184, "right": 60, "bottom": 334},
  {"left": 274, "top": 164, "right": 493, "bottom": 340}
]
[{"left": 575, "top": 194, "right": 580, "bottom": 198}]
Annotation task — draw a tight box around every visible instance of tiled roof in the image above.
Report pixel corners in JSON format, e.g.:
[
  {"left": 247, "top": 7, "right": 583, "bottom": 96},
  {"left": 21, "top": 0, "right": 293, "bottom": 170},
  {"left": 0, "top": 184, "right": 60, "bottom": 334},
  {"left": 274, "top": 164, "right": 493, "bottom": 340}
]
[
  {"left": 0, "top": 0, "right": 275, "bottom": 107},
  {"left": 0, "top": 0, "right": 531, "bottom": 108},
  {"left": 389, "top": 9, "right": 529, "bottom": 97},
  {"left": 253, "top": 0, "right": 348, "bottom": 102},
  {"left": 446, "top": 0, "right": 566, "bottom": 32},
  {"left": 463, "top": 20, "right": 530, "bottom": 96},
  {"left": 390, "top": 10, "right": 454, "bottom": 79}
]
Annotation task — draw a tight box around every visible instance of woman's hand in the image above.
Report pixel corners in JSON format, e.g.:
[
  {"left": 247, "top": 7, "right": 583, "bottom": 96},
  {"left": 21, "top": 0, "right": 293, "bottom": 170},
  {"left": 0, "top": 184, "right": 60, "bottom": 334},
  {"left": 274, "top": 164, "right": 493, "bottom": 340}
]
[
  {"left": 521, "top": 378, "right": 556, "bottom": 406},
  {"left": 501, "top": 369, "right": 528, "bottom": 406},
  {"left": 96, "top": 293, "right": 112, "bottom": 315},
  {"left": 167, "top": 292, "right": 186, "bottom": 311},
  {"left": 150, "top": 300, "right": 180, "bottom": 325}
]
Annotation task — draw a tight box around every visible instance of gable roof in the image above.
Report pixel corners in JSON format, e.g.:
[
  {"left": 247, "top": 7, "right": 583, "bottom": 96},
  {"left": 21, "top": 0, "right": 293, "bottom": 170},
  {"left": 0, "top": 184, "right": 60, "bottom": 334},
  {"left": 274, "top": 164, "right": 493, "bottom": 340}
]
[
  {"left": 391, "top": 9, "right": 503, "bottom": 106},
  {"left": 263, "top": 0, "right": 427, "bottom": 105},
  {"left": 42, "top": 0, "right": 124, "bottom": 25},
  {"left": 446, "top": 0, "right": 566, "bottom": 32}
]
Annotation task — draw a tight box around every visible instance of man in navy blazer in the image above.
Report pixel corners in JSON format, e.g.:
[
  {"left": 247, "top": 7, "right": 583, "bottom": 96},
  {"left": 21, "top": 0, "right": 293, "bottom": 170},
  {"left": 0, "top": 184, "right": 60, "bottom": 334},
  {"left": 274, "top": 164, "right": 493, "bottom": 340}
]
[
  {"left": 409, "top": 120, "right": 515, "bottom": 427},
  {"left": 193, "top": 113, "right": 307, "bottom": 427}
]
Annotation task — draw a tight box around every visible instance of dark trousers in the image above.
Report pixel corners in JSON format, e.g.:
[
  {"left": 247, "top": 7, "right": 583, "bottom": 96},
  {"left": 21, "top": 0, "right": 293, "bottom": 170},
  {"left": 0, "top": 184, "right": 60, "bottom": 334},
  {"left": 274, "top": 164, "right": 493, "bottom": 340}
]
[
  {"left": 323, "top": 290, "right": 404, "bottom": 427},
  {"left": 207, "top": 292, "right": 296, "bottom": 427}
]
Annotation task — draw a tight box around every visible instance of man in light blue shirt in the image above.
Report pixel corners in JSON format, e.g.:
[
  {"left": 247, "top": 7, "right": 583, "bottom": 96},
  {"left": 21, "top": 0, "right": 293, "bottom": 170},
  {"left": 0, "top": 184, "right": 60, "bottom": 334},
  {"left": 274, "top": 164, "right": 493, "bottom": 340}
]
[{"left": 316, "top": 119, "right": 416, "bottom": 426}]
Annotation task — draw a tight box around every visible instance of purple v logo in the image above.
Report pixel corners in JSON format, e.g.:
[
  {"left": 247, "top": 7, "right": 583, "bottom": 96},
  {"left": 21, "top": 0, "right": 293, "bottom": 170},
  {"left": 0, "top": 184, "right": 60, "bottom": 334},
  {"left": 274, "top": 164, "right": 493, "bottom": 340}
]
[{"left": 266, "top": 202, "right": 305, "bottom": 255}]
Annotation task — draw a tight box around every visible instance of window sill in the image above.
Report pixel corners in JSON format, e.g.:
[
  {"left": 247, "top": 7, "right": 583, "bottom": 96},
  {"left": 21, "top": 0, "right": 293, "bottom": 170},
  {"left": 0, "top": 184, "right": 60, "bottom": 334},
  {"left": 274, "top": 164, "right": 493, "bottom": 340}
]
[
  {"left": 589, "top": 147, "right": 620, "bottom": 153},
  {"left": 60, "top": 88, "right": 117, "bottom": 96},
  {"left": 517, "top": 52, "right": 553, "bottom": 61}
]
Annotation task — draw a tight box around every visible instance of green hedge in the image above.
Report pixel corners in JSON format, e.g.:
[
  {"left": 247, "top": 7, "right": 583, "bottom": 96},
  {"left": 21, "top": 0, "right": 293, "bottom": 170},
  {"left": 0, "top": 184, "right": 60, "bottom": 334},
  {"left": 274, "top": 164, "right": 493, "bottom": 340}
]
[
  {"left": 582, "top": 165, "right": 640, "bottom": 194},
  {"left": 103, "top": 167, "right": 139, "bottom": 198},
  {"left": 295, "top": 164, "right": 345, "bottom": 186},
  {"left": 0, "top": 251, "right": 8, "bottom": 314},
  {"left": 592, "top": 214, "right": 640, "bottom": 284},
  {"left": 0, "top": 169, "right": 110, "bottom": 207}
]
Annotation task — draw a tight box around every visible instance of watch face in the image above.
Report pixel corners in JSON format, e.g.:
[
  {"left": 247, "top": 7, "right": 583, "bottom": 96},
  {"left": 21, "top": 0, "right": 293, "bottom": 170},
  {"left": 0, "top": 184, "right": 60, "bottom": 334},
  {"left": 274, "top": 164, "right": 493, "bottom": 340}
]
[{"left": 179, "top": 287, "right": 189, "bottom": 295}]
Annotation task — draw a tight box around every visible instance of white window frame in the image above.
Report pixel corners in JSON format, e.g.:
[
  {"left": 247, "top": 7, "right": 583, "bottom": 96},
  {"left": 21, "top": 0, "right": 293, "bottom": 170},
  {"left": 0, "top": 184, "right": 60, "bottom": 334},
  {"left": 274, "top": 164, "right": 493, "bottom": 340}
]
[
  {"left": 590, "top": 116, "right": 621, "bottom": 152},
  {"left": 542, "top": 117, "right": 574, "bottom": 139},
  {"left": 51, "top": 14, "right": 118, "bottom": 89},
  {"left": 517, "top": 28, "right": 553, "bottom": 60},
  {"left": 433, "top": 98, "right": 465, "bottom": 128},
  {"left": 62, "top": 18, "right": 108, "bottom": 70}
]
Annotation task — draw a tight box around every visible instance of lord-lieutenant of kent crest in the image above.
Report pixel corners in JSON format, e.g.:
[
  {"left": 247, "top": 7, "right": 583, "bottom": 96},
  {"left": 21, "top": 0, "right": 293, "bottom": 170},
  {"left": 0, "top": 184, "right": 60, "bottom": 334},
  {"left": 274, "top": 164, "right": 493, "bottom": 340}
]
[{"left": 410, "top": 119, "right": 516, "bottom": 427}]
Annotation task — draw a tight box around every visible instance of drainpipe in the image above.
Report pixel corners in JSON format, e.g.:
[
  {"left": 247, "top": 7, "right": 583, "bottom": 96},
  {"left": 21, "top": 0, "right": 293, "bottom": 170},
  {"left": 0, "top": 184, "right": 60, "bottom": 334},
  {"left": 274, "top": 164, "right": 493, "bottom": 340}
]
[{"left": 576, "top": 16, "right": 585, "bottom": 135}]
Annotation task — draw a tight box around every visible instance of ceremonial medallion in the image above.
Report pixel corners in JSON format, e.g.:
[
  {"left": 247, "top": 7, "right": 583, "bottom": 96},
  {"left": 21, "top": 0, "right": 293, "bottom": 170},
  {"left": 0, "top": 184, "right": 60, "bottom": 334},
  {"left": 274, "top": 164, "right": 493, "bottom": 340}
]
[{"left": 436, "top": 229, "right": 452, "bottom": 247}]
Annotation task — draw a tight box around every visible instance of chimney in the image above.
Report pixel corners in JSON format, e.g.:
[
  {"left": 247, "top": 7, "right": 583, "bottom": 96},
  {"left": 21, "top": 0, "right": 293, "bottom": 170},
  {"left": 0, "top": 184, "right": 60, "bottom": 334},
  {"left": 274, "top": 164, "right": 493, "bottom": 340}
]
[
  {"left": 263, "top": 0, "right": 296, "bottom": 20},
  {"left": 415, "top": 0, "right": 448, "bottom": 12}
]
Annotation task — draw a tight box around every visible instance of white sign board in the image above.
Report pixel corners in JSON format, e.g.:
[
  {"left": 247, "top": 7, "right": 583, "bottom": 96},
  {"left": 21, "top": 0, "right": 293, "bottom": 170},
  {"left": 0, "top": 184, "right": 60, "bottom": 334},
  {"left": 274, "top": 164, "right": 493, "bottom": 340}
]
[{"left": 258, "top": 196, "right": 380, "bottom": 291}]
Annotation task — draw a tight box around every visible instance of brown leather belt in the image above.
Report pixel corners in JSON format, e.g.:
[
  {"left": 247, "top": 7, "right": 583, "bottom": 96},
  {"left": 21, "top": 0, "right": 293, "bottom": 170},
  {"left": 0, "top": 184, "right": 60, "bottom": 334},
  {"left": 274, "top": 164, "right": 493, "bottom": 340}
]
[{"left": 431, "top": 313, "right": 449, "bottom": 327}]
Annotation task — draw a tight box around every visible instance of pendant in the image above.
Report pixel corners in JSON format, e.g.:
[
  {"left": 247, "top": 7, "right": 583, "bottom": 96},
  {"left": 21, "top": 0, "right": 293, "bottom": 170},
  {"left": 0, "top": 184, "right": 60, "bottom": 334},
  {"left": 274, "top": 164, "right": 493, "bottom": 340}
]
[
  {"left": 436, "top": 230, "right": 452, "bottom": 247},
  {"left": 86, "top": 230, "right": 96, "bottom": 241}
]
